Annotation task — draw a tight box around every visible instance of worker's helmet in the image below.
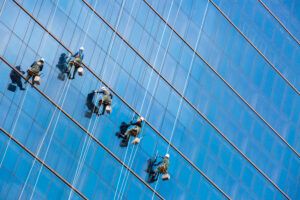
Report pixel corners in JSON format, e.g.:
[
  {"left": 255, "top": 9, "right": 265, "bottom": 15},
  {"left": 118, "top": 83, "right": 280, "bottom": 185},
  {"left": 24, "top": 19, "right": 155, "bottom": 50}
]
[
  {"left": 40, "top": 58, "right": 45, "bottom": 62},
  {"left": 139, "top": 117, "right": 144, "bottom": 121},
  {"left": 165, "top": 153, "right": 170, "bottom": 158},
  {"left": 79, "top": 46, "right": 84, "bottom": 51},
  {"left": 101, "top": 86, "right": 108, "bottom": 91}
]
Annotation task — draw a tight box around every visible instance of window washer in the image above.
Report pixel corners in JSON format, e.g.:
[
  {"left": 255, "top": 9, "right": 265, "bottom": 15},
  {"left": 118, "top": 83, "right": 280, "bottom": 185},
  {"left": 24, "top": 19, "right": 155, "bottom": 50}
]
[
  {"left": 98, "top": 86, "right": 113, "bottom": 115},
  {"left": 120, "top": 116, "right": 144, "bottom": 147},
  {"left": 8, "top": 65, "right": 26, "bottom": 91},
  {"left": 67, "top": 47, "right": 84, "bottom": 79},
  {"left": 146, "top": 153, "right": 170, "bottom": 183},
  {"left": 25, "top": 58, "right": 44, "bottom": 86}
]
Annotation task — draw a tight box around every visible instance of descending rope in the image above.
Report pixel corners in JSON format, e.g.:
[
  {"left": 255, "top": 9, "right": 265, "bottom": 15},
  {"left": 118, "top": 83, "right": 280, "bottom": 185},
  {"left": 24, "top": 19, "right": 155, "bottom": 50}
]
[
  {"left": 66, "top": 4, "right": 104, "bottom": 199},
  {"left": 166, "top": 0, "right": 209, "bottom": 153},
  {"left": 68, "top": 1, "right": 128, "bottom": 199},
  {"left": 150, "top": 0, "right": 210, "bottom": 198},
  {"left": 17, "top": 0, "right": 75, "bottom": 198},
  {"left": 112, "top": 0, "right": 142, "bottom": 198},
  {"left": 0, "top": 0, "right": 42, "bottom": 168},
  {"left": 117, "top": 0, "right": 181, "bottom": 198},
  {"left": 25, "top": 78, "right": 72, "bottom": 200},
  {"left": 0, "top": 0, "right": 7, "bottom": 17}
]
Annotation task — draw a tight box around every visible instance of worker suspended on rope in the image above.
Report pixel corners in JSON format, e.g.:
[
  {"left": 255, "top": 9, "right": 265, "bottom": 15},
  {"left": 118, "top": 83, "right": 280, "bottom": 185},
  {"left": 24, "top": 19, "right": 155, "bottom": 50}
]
[
  {"left": 25, "top": 58, "right": 44, "bottom": 86},
  {"left": 146, "top": 153, "right": 170, "bottom": 183},
  {"left": 56, "top": 52, "right": 70, "bottom": 81},
  {"left": 98, "top": 86, "right": 113, "bottom": 115},
  {"left": 8, "top": 65, "right": 26, "bottom": 92},
  {"left": 119, "top": 116, "right": 144, "bottom": 147},
  {"left": 67, "top": 47, "right": 84, "bottom": 79}
]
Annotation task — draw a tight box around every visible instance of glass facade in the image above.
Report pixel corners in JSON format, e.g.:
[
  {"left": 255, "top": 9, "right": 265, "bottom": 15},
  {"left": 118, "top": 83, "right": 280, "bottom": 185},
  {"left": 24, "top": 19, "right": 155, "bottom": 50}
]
[{"left": 0, "top": 0, "right": 299, "bottom": 199}]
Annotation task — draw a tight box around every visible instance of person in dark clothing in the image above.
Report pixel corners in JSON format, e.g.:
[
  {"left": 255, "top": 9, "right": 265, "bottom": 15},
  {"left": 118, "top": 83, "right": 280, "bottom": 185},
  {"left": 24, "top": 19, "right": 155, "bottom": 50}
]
[
  {"left": 116, "top": 122, "right": 131, "bottom": 138},
  {"left": 97, "top": 87, "right": 113, "bottom": 115},
  {"left": 67, "top": 47, "right": 84, "bottom": 79},
  {"left": 85, "top": 90, "right": 100, "bottom": 117},
  {"left": 120, "top": 117, "right": 144, "bottom": 147},
  {"left": 56, "top": 53, "right": 69, "bottom": 80},
  {"left": 9, "top": 65, "right": 25, "bottom": 91},
  {"left": 25, "top": 58, "right": 44, "bottom": 86},
  {"left": 147, "top": 154, "right": 170, "bottom": 183}
]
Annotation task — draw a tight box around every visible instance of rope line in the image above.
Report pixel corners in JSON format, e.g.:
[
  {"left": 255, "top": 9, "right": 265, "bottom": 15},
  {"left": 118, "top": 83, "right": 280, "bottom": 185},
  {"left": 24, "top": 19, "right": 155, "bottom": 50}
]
[
  {"left": 27, "top": 78, "right": 72, "bottom": 200},
  {"left": 0, "top": 0, "right": 7, "bottom": 17},
  {"left": 17, "top": 0, "right": 75, "bottom": 198},
  {"left": 69, "top": 0, "right": 128, "bottom": 199},
  {"left": 117, "top": 0, "right": 181, "bottom": 198},
  {"left": 0, "top": 0, "right": 43, "bottom": 168},
  {"left": 166, "top": 0, "right": 209, "bottom": 153},
  {"left": 148, "top": 1, "right": 209, "bottom": 197},
  {"left": 112, "top": 0, "right": 141, "bottom": 198}
]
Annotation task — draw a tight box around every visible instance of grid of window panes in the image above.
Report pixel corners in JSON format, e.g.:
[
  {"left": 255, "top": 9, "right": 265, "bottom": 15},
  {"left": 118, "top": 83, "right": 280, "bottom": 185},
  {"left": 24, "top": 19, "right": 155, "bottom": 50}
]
[{"left": 0, "top": 0, "right": 299, "bottom": 199}]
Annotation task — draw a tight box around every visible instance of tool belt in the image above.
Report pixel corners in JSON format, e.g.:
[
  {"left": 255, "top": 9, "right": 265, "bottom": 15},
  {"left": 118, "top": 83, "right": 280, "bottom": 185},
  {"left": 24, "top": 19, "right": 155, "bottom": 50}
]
[
  {"left": 70, "top": 57, "right": 82, "bottom": 68},
  {"left": 102, "top": 95, "right": 112, "bottom": 105},
  {"left": 157, "top": 165, "right": 167, "bottom": 174},
  {"left": 27, "top": 69, "right": 39, "bottom": 76},
  {"left": 128, "top": 126, "right": 140, "bottom": 137}
]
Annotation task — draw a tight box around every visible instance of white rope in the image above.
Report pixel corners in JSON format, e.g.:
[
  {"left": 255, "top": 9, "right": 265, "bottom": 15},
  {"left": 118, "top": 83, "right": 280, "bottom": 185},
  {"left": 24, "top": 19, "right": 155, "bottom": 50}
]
[
  {"left": 67, "top": 86, "right": 100, "bottom": 200},
  {"left": 0, "top": 0, "right": 45, "bottom": 168},
  {"left": 26, "top": 78, "right": 72, "bottom": 200},
  {"left": 112, "top": 0, "right": 141, "bottom": 198},
  {"left": 0, "top": 0, "right": 7, "bottom": 17},
  {"left": 145, "top": 2, "right": 210, "bottom": 194},
  {"left": 0, "top": 86, "right": 28, "bottom": 168},
  {"left": 19, "top": 73, "right": 71, "bottom": 199},
  {"left": 148, "top": 1, "right": 209, "bottom": 195},
  {"left": 18, "top": 0, "right": 75, "bottom": 198},
  {"left": 67, "top": 0, "right": 100, "bottom": 194},
  {"left": 166, "top": 0, "right": 209, "bottom": 153},
  {"left": 68, "top": 0, "right": 128, "bottom": 199},
  {"left": 118, "top": 0, "right": 181, "bottom": 198}
]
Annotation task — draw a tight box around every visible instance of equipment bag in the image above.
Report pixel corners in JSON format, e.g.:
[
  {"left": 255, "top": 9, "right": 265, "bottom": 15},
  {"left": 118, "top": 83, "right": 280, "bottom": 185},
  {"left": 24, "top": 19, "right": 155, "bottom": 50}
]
[{"left": 7, "top": 83, "right": 17, "bottom": 92}]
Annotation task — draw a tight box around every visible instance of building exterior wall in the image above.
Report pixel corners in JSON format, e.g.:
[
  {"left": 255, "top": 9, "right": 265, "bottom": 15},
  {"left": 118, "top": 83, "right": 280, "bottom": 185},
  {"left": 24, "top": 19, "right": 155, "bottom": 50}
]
[{"left": 0, "top": 0, "right": 299, "bottom": 199}]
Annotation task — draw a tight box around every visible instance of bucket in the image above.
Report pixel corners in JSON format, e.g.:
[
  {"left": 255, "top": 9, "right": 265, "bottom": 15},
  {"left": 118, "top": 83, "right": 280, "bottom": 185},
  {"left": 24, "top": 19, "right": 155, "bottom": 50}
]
[
  {"left": 78, "top": 67, "right": 84, "bottom": 76},
  {"left": 34, "top": 76, "right": 41, "bottom": 85}
]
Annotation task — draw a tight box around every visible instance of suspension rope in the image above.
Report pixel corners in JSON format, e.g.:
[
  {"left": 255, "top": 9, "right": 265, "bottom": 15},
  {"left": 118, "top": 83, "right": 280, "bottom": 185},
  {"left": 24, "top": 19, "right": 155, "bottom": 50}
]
[
  {"left": 117, "top": 0, "right": 181, "bottom": 198},
  {"left": 166, "top": 0, "right": 209, "bottom": 153},
  {"left": 68, "top": 1, "right": 128, "bottom": 199},
  {"left": 0, "top": 0, "right": 43, "bottom": 168},
  {"left": 111, "top": 0, "right": 149, "bottom": 198},
  {"left": 68, "top": 3, "right": 99, "bottom": 199},
  {"left": 0, "top": 0, "right": 7, "bottom": 17},
  {"left": 26, "top": 78, "right": 72, "bottom": 200},
  {"left": 30, "top": 0, "right": 101, "bottom": 197},
  {"left": 149, "top": 1, "right": 210, "bottom": 198},
  {"left": 17, "top": 0, "right": 75, "bottom": 198},
  {"left": 150, "top": 1, "right": 209, "bottom": 197}
]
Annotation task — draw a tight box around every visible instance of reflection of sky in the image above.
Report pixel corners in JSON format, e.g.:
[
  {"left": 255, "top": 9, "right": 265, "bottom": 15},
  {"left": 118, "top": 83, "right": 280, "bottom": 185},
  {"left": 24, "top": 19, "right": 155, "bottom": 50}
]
[
  {"left": 263, "top": 0, "right": 300, "bottom": 41},
  {"left": 0, "top": 0, "right": 299, "bottom": 199}
]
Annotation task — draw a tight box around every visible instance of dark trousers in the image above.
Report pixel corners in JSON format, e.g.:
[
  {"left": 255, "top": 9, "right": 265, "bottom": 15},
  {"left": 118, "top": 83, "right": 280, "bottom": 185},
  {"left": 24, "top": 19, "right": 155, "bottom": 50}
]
[
  {"left": 25, "top": 74, "right": 36, "bottom": 86},
  {"left": 10, "top": 76, "right": 24, "bottom": 89}
]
